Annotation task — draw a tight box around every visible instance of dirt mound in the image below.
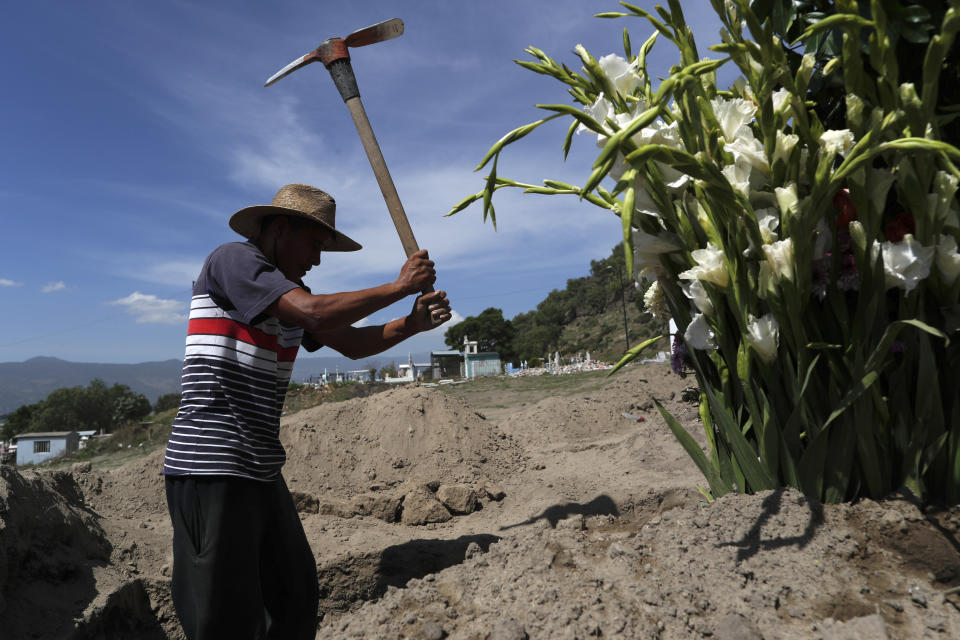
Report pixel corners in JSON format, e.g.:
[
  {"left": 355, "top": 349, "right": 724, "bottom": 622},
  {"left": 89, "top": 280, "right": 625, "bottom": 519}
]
[
  {"left": 501, "top": 363, "right": 694, "bottom": 447},
  {"left": 73, "top": 449, "right": 168, "bottom": 520},
  {"left": 280, "top": 386, "right": 526, "bottom": 499},
  {"left": 318, "top": 488, "right": 960, "bottom": 640},
  {"left": 0, "top": 466, "right": 110, "bottom": 638}
]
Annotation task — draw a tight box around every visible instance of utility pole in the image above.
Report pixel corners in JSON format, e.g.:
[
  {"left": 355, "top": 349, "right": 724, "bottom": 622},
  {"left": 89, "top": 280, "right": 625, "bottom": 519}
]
[{"left": 606, "top": 265, "right": 630, "bottom": 352}]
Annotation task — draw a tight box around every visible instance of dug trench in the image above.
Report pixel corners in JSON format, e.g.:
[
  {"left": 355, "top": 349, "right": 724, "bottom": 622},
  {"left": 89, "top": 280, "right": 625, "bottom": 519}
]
[{"left": 2, "top": 363, "right": 960, "bottom": 639}]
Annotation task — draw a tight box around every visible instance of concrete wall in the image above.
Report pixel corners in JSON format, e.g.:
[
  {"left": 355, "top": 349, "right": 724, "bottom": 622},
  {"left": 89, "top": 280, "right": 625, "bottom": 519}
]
[
  {"left": 465, "top": 353, "right": 501, "bottom": 378},
  {"left": 15, "top": 432, "right": 79, "bottom": 466}
]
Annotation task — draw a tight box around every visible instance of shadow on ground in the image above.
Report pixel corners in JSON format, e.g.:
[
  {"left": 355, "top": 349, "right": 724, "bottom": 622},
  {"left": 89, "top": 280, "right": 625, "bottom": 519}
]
[{"left": 499, "top": 494, "right": 620, "bottom": 530}]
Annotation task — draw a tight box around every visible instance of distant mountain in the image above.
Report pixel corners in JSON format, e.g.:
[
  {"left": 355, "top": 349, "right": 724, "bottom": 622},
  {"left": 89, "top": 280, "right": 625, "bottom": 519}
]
[
  {"left": 0, "top": 352, "right": 438, "bottom": 415},
  {"left": 0, "top": 357, "right": 183, "bottom": 415}
]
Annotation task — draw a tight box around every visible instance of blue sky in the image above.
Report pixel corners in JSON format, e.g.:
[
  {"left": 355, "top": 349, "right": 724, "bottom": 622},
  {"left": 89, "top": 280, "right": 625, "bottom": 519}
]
[{"left": 1, "top": 1, "right": 725, "bottom": 364}]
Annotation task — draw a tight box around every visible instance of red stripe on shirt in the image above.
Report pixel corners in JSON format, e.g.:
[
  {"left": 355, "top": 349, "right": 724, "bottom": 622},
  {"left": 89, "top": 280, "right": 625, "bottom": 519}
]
[
  {"left": 278, "top": 346, "right": 299, "bottom": 362},
  {"left": 188, "top": 317, "right": 278, "bottom": 351}
]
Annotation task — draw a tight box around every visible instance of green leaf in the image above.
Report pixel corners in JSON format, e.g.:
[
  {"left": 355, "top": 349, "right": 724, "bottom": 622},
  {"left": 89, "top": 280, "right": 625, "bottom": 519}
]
[
  {"left": 583, "top": 155, "right": 616, "bottom": 195},
  {"left": 561, "top": 119, "right": 578, "bottom": 162},
  {"left": 536, "top": 103, "right": 606, "bottom": 135},
  {"left": 608, "top": 335, "right": 663, "bottom": 375},
  {"left": 702, "top": 384, "right": 778, "bottom": 492},
  {"left": 445, "top": 192, "right": 483, "bottom": 217},
  {"left": 637, "top": 30, "right": 659, "bottom": 83},
  {"left": 864, "top": 319, "right": 950, "bottom": 374},
  {"left": 655, "top": 399, "right": 730, "bottom": 497},
  {"left": 475, "top": 115, "right": 563, "bottom": 171},
  {"left": 482, "top": 155, "right": 498, "bottom": 228},
  {"left": 821, "top": 371, "right": 879, "bottom": 432},
  {"left": 793, "top": 13, "right": 873, "bottom": 47}
]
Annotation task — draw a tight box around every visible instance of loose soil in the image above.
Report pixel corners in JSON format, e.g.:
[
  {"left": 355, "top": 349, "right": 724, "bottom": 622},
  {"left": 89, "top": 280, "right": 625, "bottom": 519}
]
[{"left": 2, "top": 362, "right": 959, "bottom": 639}]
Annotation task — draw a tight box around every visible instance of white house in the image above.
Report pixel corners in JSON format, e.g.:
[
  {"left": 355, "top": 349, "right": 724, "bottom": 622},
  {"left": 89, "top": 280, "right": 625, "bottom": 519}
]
[{"left": 13, "top": 431, "right": 80, "bottom": 466}]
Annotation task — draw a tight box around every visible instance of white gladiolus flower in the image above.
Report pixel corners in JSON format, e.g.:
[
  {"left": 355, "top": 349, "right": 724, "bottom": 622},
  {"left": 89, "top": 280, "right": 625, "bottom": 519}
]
[
  {"left": 936, "top": 234, "right": 960, "bottom": 285},
  {"left": 775, "top": 182, "right": 799, "bottom": 220},
  {"left": 578, "top": 94, "right": 613, "bottom": 139},
  {"left": 798, "top": 53, "right": 816, "bottom": 85},
  {"left": 682, "top": 279, "right": 714, "bottom": 316},
  {"left": 756, "top": 208, "right": 780, "bottom": 243},
  {"left": 873, "top": 234, "right": 935, "bottom": 292},
  {"left": 773, "top": 130, "right": 798, "bottom": 167},
  {"left": 680, "top": 243, "right": 729, "bottom": 287},
  {"left": 746, "top": 313, "right": 779, "bottom": 364},
  {"left": 726, "top": 131, "right": 769, "bottom": 173},
  {"left": 597, "top": 53, "right": 643, "bottom": 97},
  {"left": 722, "top": 156, "right": 753, "bottom": 197},
  {"left": 685, "top": 313, "right": 717, "bottom": 350},
  {"left": 663, "top": 167, "right": 692, "bottom": 191},
  {"left": 771, "top": 88, "right": 791, "bottom": 114},
  {"left": 761, "top": 238, "right": 795, "bottom": 281},
  {"left": 733, "top": 76, "right": 756, "bottom": 102},
  {"left": 643, "top": 281, "right": 670, "bottom": 322},
  {"left": 819, "top": 129, "right": 856, "bottom": 157},
  {"left": 632, "top": 118, "right": 682, "bottom": 148},
  {"left": 630, "top": 175, "right": 666, "bottom": 218},
  {"left": 608, "top": 154, "right": 629, "bottom": 182},
  {"left": 628, "top": 119, "right": 692, "bottom": 189},
  {"left": 711, "top": 97, "right": 757, "bottom": 141},
  {"left": 633, "top": 229, "right": 682, "bottom": 280},
  {"left": 633, "top": 229, "right": 682, "bottom": 255}
]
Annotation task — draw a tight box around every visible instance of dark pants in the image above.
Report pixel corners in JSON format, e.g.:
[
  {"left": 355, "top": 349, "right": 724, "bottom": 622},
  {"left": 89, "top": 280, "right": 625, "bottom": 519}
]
[{"left": 165, "top": 475, "right": 319, "bottom": 640}]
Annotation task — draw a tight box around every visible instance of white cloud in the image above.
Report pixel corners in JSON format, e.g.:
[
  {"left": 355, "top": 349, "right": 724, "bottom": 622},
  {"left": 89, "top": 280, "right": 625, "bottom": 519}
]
[
  {"left": 42, "top": 281, "right": 66, "bottom": 293},
  {"left": 444, "top": 309, "right": 465, "bottom": 327},
  {"left": 141, "top": 260, "right": 204, "bottom": 289},
  {"left": 109, "top": 292, "right": 188, "bottom": 324},
  {"left": 0, "top": 278, "right": 22, "bottom": 287},
  {"left": 92, "top": 254, "right": 204, "bottom": 289}
]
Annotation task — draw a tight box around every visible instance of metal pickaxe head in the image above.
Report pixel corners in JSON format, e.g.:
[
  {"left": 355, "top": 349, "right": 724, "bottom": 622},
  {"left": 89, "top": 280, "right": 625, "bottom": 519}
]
[
  {"left": 264, "top": 16, "right": 429, "bottom": 269},
  {"left": 264, "top": 18, "right": 404, "bottom": 101}
]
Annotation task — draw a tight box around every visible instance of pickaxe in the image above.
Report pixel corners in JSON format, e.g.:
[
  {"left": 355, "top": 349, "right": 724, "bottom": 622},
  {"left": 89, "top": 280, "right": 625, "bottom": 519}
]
[{"left": 265, "top": 19, "right": 431, "bottom": 290}]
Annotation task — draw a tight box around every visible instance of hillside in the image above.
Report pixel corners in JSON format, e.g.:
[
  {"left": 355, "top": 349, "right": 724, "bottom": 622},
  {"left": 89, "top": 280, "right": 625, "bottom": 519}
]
[
  {"left": 556, "top": 295, "right": 666, "bottom": 363},
  {"left": 0, "top": 357, "right": 182, "bottom": 415},
  {"left": 446, "top": 242, "right": 666, "bottom": 365}
]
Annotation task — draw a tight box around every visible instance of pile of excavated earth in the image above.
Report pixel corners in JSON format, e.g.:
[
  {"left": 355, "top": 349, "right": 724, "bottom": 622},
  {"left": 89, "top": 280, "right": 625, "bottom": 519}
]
[{"left": 1, "top": 362, "right": 959, "bottom": 639}]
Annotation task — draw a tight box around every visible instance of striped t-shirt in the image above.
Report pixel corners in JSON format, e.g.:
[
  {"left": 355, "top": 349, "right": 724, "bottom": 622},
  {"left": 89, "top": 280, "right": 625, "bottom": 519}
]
[{"left": 162, "top": 241, "right": 319, "bottom": 481}]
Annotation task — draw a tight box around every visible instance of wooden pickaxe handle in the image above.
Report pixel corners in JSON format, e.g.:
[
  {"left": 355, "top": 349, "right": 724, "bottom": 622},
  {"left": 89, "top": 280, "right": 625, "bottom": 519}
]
[
  {"left": 326, "top": 57, "right": 435, "bottom": 294},
  {"left": 343, "top": 96, "right": 422, "bottom": 260}
]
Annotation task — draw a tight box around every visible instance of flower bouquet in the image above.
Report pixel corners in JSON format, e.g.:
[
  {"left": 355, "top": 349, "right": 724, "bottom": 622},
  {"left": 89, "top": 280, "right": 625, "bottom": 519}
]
[{"left": 449, "top": 0, "right": 960, "bottom": 503}]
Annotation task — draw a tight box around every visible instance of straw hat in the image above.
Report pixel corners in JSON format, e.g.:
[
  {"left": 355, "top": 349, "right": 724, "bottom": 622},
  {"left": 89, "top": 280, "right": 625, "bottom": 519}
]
[{"left": 229, "top": 184, "right": 362, "bottom": 252}]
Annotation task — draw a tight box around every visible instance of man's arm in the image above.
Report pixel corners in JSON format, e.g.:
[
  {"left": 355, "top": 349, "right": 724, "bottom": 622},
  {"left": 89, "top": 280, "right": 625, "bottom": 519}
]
[
  {"left": 312, "top": 290, "right": 452, "bottom": 359},
  {"left": 265, "top": 250, "right": 436, "bottom": 333}
]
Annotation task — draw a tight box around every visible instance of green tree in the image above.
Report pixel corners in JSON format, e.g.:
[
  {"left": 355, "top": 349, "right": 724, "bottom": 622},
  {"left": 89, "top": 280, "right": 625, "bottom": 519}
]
[
  {"left": 1, "top": 402, "right": 41, "bottom": 441},
  {"left": 113, "top": 389, "right": 151, "bottom": 426},
  {"left": 378, "top": 362, "right": 398, "bottom": 379},
  {"left": 512, "top": 323, "right": 561, "bottom": 362},
  {"left": 444, "top": 307, "right": 516, "bottom": 363},
  {"left": 19, "top": 379, "right": 152, "bottom": 434},
  {"left": 154, "top": 393, "right": 181, "bottom": 413}
]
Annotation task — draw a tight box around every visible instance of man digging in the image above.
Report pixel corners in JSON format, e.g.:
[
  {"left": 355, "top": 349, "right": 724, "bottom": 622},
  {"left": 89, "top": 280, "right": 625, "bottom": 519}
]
[{"left": 161, "top": 183, "right": 452, "bottom": 639}]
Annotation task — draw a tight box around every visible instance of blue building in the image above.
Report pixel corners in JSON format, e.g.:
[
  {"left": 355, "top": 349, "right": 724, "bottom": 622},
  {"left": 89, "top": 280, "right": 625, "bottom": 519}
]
[
  {"left": 462, "top": 337, "right": 501, "bottom": 379},
  {"left": 13, "top": 431, "right": 79, "bottom": 466}
]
